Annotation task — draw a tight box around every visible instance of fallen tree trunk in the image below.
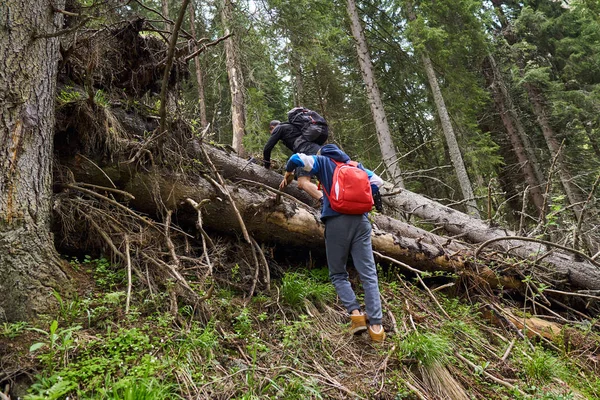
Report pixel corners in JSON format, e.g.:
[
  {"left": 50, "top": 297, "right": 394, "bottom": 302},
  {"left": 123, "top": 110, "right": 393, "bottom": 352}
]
[
  {"left": 60, "top": 144, "right": 600, "bottom": 292},
  {"left": 384, "top": 188, "right": 600, "bottom": 290}
]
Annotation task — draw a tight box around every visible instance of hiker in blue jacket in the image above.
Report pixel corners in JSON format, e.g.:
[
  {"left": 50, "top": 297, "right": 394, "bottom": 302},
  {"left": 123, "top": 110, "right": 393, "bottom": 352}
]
[{"left": 279, "top": 144, "right": 386, "bottom": 342}]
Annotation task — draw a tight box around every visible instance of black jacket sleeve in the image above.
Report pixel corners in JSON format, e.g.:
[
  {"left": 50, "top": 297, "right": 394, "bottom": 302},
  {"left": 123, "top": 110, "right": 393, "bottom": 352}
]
[{"left": 263, "top": 126, "right": 282, "bottom": 168}]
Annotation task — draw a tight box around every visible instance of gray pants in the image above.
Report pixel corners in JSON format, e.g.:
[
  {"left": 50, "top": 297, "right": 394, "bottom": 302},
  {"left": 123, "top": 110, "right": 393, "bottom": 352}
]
[{"left": 324, "top": 214, "right": 383, "bottom": 325}]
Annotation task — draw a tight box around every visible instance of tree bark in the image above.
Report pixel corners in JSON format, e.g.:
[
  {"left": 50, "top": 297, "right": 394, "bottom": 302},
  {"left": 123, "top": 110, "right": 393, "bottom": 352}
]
[
  {"left": 526, "top": 83, "right": 584, "bottom": 220},
  {"left": 221, "top": 0, "right": 246, "bottom": 156},
  {"left": 0, "top": 0, "right": 70, "bottom": 322},
  {"left": 420, "top": 54, "right": 480, "bottom": 218},
  {"left": 189, "top": 1, "right": 208, "bottom": 129},
  {"left": 346, "top": 0, "right": 404, "bottom": 188},
  {"left": 161, "top": 0, "right": 171, "bottom": 33},
  {"left": 485, "top": 55, "right": 545, "bottom": 213}
]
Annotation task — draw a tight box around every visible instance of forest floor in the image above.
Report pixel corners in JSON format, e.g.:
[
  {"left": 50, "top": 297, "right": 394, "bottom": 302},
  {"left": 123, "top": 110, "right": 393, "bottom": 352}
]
[{"left": 2, "top": 249, "right": 599, "bottom": 400}]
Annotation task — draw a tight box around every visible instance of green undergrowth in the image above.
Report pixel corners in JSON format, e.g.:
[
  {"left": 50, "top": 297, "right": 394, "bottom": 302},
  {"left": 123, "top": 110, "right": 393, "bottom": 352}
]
[{"left": 3, "top": 261, "right": 600, "bottom": 399}]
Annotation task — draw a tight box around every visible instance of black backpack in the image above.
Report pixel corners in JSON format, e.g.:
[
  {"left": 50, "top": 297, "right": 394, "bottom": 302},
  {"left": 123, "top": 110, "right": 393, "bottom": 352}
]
[{"left": 287, "top": 107, "right": 329, "bottom": 146}]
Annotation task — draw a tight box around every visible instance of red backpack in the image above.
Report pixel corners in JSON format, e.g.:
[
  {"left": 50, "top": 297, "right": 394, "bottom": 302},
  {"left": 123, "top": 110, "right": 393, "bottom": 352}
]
[{"left": 323, "top": 160, "right": 374, "bottom": 214}]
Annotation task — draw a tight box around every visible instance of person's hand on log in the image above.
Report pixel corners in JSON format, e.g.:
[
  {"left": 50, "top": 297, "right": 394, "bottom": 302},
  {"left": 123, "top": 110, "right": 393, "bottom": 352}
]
[{"left": 279, "top": 171, "right": 294, "bottom": 190}]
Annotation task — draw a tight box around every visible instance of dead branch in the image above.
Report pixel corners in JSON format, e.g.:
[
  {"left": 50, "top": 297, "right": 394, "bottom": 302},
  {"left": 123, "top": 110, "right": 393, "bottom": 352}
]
[
  {"left": 125, "top": 235, "right": 132, "bottom": 313},
  {"left": 475, "top": 235, "right": 600, "bottom": 269},
  {"left": 183, "top": 33, "right": 232, "bottom": 62},
  {"left": 244, "top": 238, "right": 261, "bottom": 305},
  {"left": 165, "top": 210, "right": 180, "bottom": 267},
  {"left": 454, "top": 352, "right": 525, "bottom": 396},
  {"left": 251, "top": 237, "right": 270, "bottom": 291},
  {"left": 573, "top": 172, "right": 600, "bottom": 252},
  {"left": 200, "top": 146, "right": 251, "bottom": 243},
  {"left": 86, "top": 216, "right": 125, "bottom": 259},
  {"left": 185, "top": 198, "right": 214, "bottom": 277},
  {"left": 159, "top": 0, "right": 191, "bottom": 134},
  {"left": 74, "top": 182, "right": 134, "bottom": 199}
]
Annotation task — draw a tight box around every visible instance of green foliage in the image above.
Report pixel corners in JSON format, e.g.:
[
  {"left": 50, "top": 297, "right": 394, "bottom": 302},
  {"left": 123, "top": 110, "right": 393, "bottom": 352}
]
[
  {"left": 80, "top": 255, "right": 126, "bottom": 290},
  {"left": 25, "top": 377, "right": 78, "bottom": 400},
  {"left": 29, "top": 320, "right": 82, "bottom": 370},
  {"left": 57, "top": 85, "right": 83, "bottom": 104},
  {"left": 521, "top": 348, "right": 562, "bottom": 384},
  {"left": 280, "top": 271, "right": 335, "bottom": 309},
  {"left": 94, "top": 90, "right": 110, "bottom": 107},
  {"left": 1, "top": 321, "right": 28, "bottom": 338},
  {"left": 397, "top": 331, "right": 451, "bottom": 367},
  {"left": 103, "top": 376, "right": 181, "bottom": 400},
  {"left": 273, "top": 376, "right": 323, "bottom": 399},
  {"left": 281, "top": 315, "right": 311, "bottom": 348},
  {"left": 53, "top": 290, "right": 82, "bottom": 325},
  {"left": 234, "top": 307, "right": 253, "bottom": 337}
]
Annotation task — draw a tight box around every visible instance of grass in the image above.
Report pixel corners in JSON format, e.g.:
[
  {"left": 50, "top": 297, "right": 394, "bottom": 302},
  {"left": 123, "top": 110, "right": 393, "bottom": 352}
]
[{"left": 4, "top": 260, "right": 600, "bottom": 400}]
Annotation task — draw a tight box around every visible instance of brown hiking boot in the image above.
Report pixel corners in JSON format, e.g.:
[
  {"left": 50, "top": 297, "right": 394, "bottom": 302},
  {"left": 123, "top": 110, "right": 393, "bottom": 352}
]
[
  {"left": 368, "top": 325, "right": 386, "bottom": 342},
  {"left": 349, "top": 314, "right": 367, "bottom": 335}
]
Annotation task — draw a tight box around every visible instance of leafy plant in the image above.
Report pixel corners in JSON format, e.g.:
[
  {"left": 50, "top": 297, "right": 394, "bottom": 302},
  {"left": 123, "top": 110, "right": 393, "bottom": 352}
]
[
  {"left": 234, "top": 307, "right": 253, "bottom": 337},
  {"left": 25, "top": 376, "right": 78, "bottom": 400},
  {"left": 57, "top": 85, "right": 82, "bottom": 104},
  {"left": 397, "top": 332, "right": 451, "bottom": 367},
  {"left": 105, "top": 376, "right": 181, "bottom": 400},
  {"left": 522, "top": 348, "right": 561, "bottom": 384},
  {"left": 53, "top": 290, "right": 82, "bottom": 324},
  {"left": 29, "top": 320, "right": 82, "bottom": 370},
  {"left": 281, "top": 272, "right": 335, "bottom": 309},
  {"left": 1, "top": 321, "right": 28, "bottom": 338}
]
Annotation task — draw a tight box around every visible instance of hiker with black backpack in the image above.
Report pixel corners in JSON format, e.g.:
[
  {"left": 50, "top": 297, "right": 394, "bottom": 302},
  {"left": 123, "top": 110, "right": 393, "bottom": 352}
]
[
  {"left": 263, "top": 108, "right": 329, "bottom": 203},
  {"left": 279, "top": 144, "right": 386, "bottom": 342}
]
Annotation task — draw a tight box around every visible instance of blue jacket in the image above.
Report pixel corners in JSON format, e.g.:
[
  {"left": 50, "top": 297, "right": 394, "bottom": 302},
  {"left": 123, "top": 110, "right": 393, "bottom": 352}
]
[{"left": 285, "top": 144, "right": 384, "bottom": 220}]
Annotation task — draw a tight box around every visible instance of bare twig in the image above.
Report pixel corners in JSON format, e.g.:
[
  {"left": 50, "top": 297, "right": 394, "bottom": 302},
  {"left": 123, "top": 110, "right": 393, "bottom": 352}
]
[
  {"left": 244, "top": 237, "right": 261, "bottom": 305},
  {"left": 122, "top": 130, "right": 167, "bottom": 165},
  {"left": 133, "top": 0, "right": 174, "bottom": 25},
  {"left": 183, "top": 34, "right": 232, "bottom": 62},
  {"left": 416, "top": 274, "right": 450, "bottom": 319},
  {"left": 573, "top": 173, "right": 600, "bottom": 252},
  {"left": 165, "top": 210, "right": 180, "bottom": 267},
  {"left": 185, "top": 198, "right": 214, "bottom": 277},
  {"left": 251, "top": 237, "right": 270, "bottom": 291},
  {"left": 501, "top": 338, "right": 516, "bottom": 361},
  {"left": 373, "top": 251, "right": 426, "bottom": 275},
  {"left": 76, "top": 153, "right": 117, "bottom": 188},
  {"left": 125, "top": 235, "right": 132, "bottom": 313},
  {"left": 237, "top": 178, "right": 310, "bottom": 208},
  {"left": 159, "top": 0, "right": 191, "bottom": 134},
  {"left": 455, "top": 352, "right": 526, "bottom": 395},
  {"left": 34, "top": 17, "right": 91, "bottom": 38},
  {"left": 544, "top": 288, "right": 600, "bottom": 301},
  {"left": 64, "top": 183, "right": 159, "bottom": 231},
  {"left": 200, "top": 146, "right": 251, "bottom": 243},
  {"left": 86, "top": 217, "right": 125, "bottom": 259},
  {"left": 475, "top": 235, "right": 600, "bottom": 269},
  {"left": 74, "top": 182, "right": 134, "bottom": 199},
  {"left": 141, "top": 253, "right": 198, "bottom": 301}
]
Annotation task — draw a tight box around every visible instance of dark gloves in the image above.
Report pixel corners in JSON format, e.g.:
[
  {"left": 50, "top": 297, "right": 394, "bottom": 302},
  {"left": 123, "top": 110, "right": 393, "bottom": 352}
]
[{"left": 373, "top": 191, "right": 383, "bottom": 213}]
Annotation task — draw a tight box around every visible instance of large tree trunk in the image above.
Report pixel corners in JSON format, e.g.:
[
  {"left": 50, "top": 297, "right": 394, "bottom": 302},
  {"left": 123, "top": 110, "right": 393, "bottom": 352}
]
[
  {"left": 61, "top": 143, "right": 600, "bottom": 292},
  {"left": 221, "top": 0, "right": 246, "bottom": 156},
  {"left": 0, "top": 0, "right": 70, "bottom": 322},
  {"left": 485, "top": 55, "right": 545, "bottom": 213},
  {"left": 346, "top": 0, "right": 404, "bottom": 188},
  {"left": 405, "top": 4, "right": 480, "bottom": 218},
  {"left": 189, "top": 1, "right": 208, "bottom": 129},
  {"left": 421, "top": 53, "right": 480, "bottom": 218},
  {"left": 526, "top": 84, "right": 584, "bottom": 219}
]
